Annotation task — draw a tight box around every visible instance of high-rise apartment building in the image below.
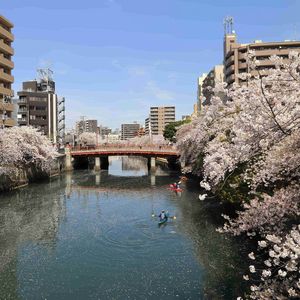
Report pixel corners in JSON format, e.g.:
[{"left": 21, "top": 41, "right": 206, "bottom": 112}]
[
  {"left": 149, "top": 106, "right": 175, "bottom": 135},
  {"left": 224, "top": 31, "right": 300, "bottom": 85},
  {"left": 75, "top": 119, "right": 98, "bottom": 136},
  {"left": 0, "top": 15, "right": 14, "bottom": 128},
  {"left": 145, "top": 117, "right": 149, "bottom": 135},
  {"left": 85, "top": 120, "right": 97, "bottom": 133},
  {"left": 121, "top": 123, "right": 140, "bottom": 140},
  {"left": 17, "top": 70, "right": 65, "bottom": 144}
]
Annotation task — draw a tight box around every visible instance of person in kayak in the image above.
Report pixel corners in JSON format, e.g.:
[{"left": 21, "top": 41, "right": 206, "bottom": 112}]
[
  {"left": 175, "top": 181, "right": 181, "bottom": 189},
  {"left": 159, "top": 210, "right": 168, "bottom": 221}
]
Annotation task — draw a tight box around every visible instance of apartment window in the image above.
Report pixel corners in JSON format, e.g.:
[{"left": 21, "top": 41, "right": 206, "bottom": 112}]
[{"left": 36, "top": 106, "right": 46, "bottom": 111}]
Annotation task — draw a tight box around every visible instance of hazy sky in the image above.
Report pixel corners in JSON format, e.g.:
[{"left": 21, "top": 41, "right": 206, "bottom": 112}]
[{"left": 2, "top": 0, "right": 300, "bottom": 130}]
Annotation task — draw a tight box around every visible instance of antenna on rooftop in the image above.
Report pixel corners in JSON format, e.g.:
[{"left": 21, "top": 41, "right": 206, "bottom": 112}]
[
  {"left": 37, "top": 68, "right": 53, "bottom": 82},
  {"left": 224, "top": 16, "right": 234, "bottom": 34}
]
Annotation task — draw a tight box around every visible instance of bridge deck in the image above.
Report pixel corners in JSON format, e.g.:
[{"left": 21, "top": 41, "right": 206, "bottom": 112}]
[{"left": 69, "top": 146, "right": 179, "bottom": 157}]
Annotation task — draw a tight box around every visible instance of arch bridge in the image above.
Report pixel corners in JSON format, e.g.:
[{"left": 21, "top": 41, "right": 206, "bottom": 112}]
[{"left": 65, "top": 144, "right": 179, "bottom": 171}]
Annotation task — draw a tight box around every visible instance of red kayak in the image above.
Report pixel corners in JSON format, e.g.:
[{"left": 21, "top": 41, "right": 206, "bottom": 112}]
[{"left": 168, "top": 184, "right": 183, "bottom": 192}]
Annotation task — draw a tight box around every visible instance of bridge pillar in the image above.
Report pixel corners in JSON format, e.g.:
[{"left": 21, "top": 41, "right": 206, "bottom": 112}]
[
  {"left": 94, "top": 156, "right": 109, "bottom": 171},
  {"left": 151, "top": 174, "right": 156, "bottom": 186},
  {"left": 95, "top": 173, "right": 101, "bottom": 185},
  {"left": 95, "top": 157, "right": 101, "bottom": 171},
  {"left": 65, "top": 147, "right": 73, "bottom": 171},
  {"left": 148, "top": 157, "right": 156, "bottom": 172}
]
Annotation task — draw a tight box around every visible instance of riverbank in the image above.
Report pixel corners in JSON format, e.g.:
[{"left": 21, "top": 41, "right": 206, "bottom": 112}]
[{"left": 0, "top": 156, "right": 65, "bottom": 193}]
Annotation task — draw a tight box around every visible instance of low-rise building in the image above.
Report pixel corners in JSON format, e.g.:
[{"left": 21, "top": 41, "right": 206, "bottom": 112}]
[{"left": 99, "top": 125, "right": 112, "bottom": 138}]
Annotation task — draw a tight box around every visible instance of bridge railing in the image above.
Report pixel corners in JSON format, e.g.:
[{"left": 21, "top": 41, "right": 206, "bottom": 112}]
[
  {"left": 71, "top": 144, "right": 177, "bottom": 152},
  {"left": 69, "top": 144, "right": 178, "bottom": 154}
]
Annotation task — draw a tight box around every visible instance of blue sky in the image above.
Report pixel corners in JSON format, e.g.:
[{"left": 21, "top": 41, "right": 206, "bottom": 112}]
[{"left": 2, "top": 0, "right": 300, "bottom": 130}]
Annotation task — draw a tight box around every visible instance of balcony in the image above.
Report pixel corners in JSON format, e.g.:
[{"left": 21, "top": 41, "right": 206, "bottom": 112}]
[
  {"left": 0, "top": 55, "right": 14, "bottom": 69},
  {"left": 18, "top": 98, "right": 27, "bottom": 104},
  {"left": 225, "top": 55, "right": 234, "bottom": 67},
  {"left": 1, "top": 102, "right": 14, "bottom": 112},
  {"left": 225, "top": 64, "right": 235, "bottom": 76},
  {"left": 0, "top": 26, "right": 14, "bottom": 42},
  {"left": 1, "top": 117, "right": 15, "bottom": 127},
  {"left": 0, "top": 40, "right": 14, "bottom": 55},
  {"left": 238, "top": 52, "right": 246, "bottom": 60},
  {"left": 0, "top": 70, "right": 13, "bottom": 83},
  {"left": 238, "top": 62, "right": 247, "bottom": 69},
  {"left": 0, "top": 85, "right": 13, "bottom": 96},
  {"left": 256, "top": 58, "right": 289, "bottom": 67}
]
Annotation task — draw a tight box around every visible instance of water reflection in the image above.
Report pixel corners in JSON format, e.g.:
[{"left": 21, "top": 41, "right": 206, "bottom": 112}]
[
  {"left": 0, "top": 178, "right": 66, "bottom": 298},
  {"left": 109, "top": 156, "right": 149, "bottom": 177},
  {"left": 0, "top": 157, "right": 247, "bottom": 299}
]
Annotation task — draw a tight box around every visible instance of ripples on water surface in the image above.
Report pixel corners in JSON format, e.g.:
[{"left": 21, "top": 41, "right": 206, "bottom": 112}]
[{"left": 0, "top": 157, "right": 247, "bottom": 299}]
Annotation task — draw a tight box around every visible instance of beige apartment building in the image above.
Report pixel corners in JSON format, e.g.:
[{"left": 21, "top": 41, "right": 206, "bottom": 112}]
[
  {"left": 147, "top": 106, "right": 175, "bottom": 135},
  {"left": 0, "top": 15, "right": 14, "bottom": 128},
  {"left": 224, "top": 32, "right": 300, "bottom": 85}
]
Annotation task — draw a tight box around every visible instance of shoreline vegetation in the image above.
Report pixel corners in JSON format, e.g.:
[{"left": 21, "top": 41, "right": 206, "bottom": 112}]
[
  {"left": 0, "top": 126, "right": 60, "bottom": 193},
  {"left": 175, "top": 52, "right": 300, "bottom": 299}
]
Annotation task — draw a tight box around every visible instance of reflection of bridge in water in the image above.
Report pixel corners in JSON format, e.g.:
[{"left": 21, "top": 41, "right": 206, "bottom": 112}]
[
  {"left": 65, "top": 171, "right": 163, "bottom": 198},
  {"left": 65, "top": 145, "right": 179, "bottom": 171}
]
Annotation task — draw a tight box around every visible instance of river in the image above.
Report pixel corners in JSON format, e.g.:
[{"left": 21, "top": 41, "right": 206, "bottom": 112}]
[{"left": 0, "top": 156, "right": 248, "bottom": 299}]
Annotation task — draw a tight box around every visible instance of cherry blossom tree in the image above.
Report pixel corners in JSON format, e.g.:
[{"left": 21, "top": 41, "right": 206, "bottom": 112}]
[
  {"left": 129, "top": 134, "right": 168, "bottom": 146},
  {"left": 176, "top": 51, "right": 300, "bottom": 298},
  {"left": 0, "top": 126, "right": 58, "bottom": 176},
  {"left": 78, "top": 132, "right": 97, "bottom": 146}
]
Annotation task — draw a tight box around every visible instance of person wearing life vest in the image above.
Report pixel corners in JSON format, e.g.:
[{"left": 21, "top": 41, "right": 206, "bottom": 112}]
[{"left": 159, "top": 210, "right": 168, "bottom": 221}]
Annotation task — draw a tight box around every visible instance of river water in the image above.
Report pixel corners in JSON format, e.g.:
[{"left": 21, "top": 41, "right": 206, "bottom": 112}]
[{"left": 0, "top": 157, "right": 248, "bottom": 299}]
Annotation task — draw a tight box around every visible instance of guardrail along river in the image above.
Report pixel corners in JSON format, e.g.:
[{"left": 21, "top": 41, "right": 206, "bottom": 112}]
[{"left": 0, "top": 157, "right": 248, "bottom": 299}]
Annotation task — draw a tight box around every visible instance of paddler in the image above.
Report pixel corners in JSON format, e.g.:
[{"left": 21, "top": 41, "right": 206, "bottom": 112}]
[
  {"left": 176, "top": 181, "right": 181, "bottom": 189},
  {"left": 159, "top": 210, "right": 168, "bottom": 221}
]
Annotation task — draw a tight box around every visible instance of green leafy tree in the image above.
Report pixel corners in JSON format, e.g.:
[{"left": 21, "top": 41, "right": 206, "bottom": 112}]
[{"left": 163, "top": 119, "right": 191, "bottom": 142}]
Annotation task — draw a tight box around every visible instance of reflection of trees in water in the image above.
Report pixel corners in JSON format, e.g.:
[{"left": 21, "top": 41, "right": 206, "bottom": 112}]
[
  {"left": 0, "top": 178, "right": 66, "bottom": 274},
  {"left": 176, "top": 196, "right": 248, "bottom": 299}
]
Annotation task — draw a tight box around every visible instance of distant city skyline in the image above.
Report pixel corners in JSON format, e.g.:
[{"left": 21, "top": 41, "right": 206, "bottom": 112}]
[{"left": 2, "top": 0, "right": 300, "bottom": 128}]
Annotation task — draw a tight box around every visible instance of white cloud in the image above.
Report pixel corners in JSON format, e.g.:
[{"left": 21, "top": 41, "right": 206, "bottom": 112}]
[
  {"left": 127, "top": 66, "right": 146, "bottom": 77},
  {"left": 146, "top": 81, "right": 174, "bottom": 100}
]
